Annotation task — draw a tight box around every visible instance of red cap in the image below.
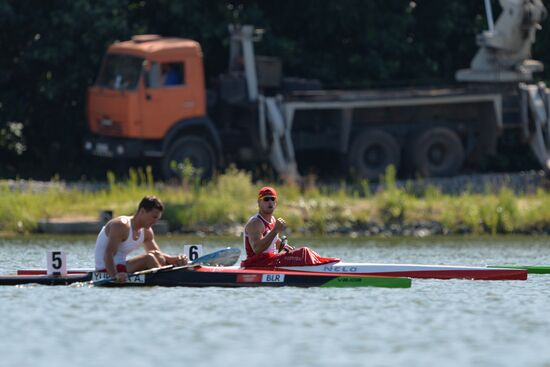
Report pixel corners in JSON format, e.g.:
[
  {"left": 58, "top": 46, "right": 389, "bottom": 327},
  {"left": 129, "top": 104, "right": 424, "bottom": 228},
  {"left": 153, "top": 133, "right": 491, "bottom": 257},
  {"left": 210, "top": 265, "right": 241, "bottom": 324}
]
[{"left": 258, "top": 186, "right": 277, "bottom": 199}]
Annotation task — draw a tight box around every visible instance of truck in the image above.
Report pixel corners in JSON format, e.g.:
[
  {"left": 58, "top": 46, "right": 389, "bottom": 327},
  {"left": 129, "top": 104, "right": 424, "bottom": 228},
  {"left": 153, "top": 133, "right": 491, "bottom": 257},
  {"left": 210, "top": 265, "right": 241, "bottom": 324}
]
[{"left": 84, "top": 0, "right": 550, "bottom": 181}]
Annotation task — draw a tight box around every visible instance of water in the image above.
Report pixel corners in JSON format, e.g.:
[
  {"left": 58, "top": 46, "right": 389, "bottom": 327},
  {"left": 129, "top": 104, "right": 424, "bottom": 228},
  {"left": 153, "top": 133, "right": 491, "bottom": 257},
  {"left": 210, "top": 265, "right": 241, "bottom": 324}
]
[{"left": 1, "top": 236, "right": 550, "bottom": 367}]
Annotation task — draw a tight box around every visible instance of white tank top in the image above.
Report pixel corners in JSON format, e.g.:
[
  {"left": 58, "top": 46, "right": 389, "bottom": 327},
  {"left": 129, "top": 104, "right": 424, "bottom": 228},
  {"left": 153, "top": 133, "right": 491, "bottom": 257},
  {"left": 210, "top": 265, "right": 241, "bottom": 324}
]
[{"left": 94, "top": 216, "right": 144, "bottom": 270}]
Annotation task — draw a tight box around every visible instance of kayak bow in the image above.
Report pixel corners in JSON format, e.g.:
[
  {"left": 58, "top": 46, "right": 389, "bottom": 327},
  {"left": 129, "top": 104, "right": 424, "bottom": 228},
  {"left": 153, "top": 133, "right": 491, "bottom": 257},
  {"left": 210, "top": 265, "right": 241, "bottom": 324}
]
[{"left": 487, "top": 265, "right": 550, "bottom": 274}]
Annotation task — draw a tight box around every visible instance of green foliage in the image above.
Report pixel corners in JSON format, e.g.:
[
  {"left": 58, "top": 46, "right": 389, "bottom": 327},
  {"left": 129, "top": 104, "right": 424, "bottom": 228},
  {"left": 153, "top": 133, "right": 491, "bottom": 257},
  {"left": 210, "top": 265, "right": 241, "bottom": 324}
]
[
  {"left": 458, "top": 198, "right": 484, "bottom": 235},
  {"left": 383, "top": 165, "right": 398, "bottom": 190},
  {"left": 494, "top": 188, "right": 519, "bottom": 233},
  {"left": 0, "top": 122, "right": 26, "bottom": 155},
  {"left": 429, "top": 188, "right": 521, "bottom": 235},
  {"left": 376, "top": 165, "right": 408, "bottom": 223},
  {"left": 107, "top": 171, "right": 117, "bottom": 191},
  {"left": 424, "top": 185, "right": 442, "bottom": 200},
  {"left": 522, "top": 188, "right": 550, "bottom": 229},
  {"left": 1, "top": 167, "right": 550, "bottom": 236},
  {"left": 359, "top": 179, "right": 371, "bottom": 198},
  {"left": 162, "top": 165, "right": 256, "bottom": 229},
  {"left": 171, "top": 158, "right": 202, "bottom": 192}
]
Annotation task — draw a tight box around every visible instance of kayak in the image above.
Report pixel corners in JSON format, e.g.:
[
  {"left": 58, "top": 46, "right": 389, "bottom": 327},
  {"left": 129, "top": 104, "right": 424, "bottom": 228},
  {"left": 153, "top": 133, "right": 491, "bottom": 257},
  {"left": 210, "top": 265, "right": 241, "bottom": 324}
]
[
  {"left": 269, "top": 262, "right": 528, "bottom": 280},
  {"left": 15, "top": 262, "right": 529, "bottom": 281},
  {"left": 237, "top": 247, "right": 527, "bottom": 280},
  {"left": 0, "top": 266, "right": 412, "bottom": 288},
  {"left": 95, "top": 266, "right": 412, "bottom": 288}
]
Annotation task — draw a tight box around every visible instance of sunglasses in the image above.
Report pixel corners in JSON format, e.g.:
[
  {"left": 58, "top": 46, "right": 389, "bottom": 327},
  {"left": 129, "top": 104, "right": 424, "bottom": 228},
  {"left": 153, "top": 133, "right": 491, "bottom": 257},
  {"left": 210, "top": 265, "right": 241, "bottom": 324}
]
[{"left": 262, "top": 197, "right": 276, "bottom": 202}]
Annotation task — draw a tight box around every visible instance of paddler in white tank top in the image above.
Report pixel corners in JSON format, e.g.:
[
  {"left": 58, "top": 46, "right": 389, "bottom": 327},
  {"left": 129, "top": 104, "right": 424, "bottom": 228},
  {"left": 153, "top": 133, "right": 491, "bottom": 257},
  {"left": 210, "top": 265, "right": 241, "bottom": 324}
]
[
  {"left": 243, "top": 186, "right": 294, "bottom": 260},
  {"left": 94, "top": 196, "right": 188, "bottom": 283}
]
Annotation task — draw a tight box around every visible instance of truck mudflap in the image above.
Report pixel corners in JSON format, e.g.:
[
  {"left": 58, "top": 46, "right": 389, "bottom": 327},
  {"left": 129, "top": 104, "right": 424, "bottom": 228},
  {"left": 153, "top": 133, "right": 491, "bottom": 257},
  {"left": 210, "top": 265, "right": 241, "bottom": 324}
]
[{"left": 520, "top": 83, "right": 550, "bottom": 172}]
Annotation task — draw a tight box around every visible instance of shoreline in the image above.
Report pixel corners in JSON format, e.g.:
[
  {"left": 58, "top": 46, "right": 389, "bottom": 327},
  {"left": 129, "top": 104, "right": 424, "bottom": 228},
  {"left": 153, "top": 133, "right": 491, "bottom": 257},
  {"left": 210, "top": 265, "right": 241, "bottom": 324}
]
[
  {"left": 2, "top": 230, "right": 550, "bottom": 240},
  {"left": 2, "top": 169, "right": 550, "bottom": 237}
]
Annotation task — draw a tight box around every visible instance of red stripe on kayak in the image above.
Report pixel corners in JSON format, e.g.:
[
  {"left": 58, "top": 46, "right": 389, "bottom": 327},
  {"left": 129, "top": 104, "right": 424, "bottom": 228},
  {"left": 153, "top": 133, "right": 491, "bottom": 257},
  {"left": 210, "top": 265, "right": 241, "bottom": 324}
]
[
  {"left": 17, "top": 269, "right": 90, "bottom": 275},
  {"left": 276, "top": 269, "right": 527, "bottom": 280},
  {"left": 195, "top": 266, "right": 392, "bottom": 278},
  {"left": 358, "top": 269, "right": 528, "bottom": 280}
]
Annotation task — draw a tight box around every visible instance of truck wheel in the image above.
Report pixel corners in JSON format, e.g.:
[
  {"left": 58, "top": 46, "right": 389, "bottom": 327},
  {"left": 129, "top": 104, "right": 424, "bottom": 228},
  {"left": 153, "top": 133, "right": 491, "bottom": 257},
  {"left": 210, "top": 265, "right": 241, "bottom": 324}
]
[
  {"left": 162, "top": 136, "right": 216, "bottom": 179},
  {"left": 348, "top": 129, "right": 401, "bottom": 180},
  {"left": 409, "top": 127, "right": 464, "bottom": 177}
]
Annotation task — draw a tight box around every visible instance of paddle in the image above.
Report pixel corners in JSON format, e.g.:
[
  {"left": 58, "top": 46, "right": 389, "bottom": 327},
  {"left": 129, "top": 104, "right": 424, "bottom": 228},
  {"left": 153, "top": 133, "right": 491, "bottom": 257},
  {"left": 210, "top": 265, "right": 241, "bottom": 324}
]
[
  {"left": 172, "top": 247, "right": 241, "bottom": 270},
  {"left": 92, "top": 247, "right": 241, "bottom": 285},
  {"left": 278, "top": 235, "right": 294, "bottom": 253}
]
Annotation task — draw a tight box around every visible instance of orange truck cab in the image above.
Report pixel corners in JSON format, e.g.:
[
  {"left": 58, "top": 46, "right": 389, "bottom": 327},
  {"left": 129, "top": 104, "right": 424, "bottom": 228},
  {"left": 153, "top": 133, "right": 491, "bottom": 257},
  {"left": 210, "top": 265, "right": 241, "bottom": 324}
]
[{"left": 84, "top": 34, "right": 222, "bottom": 177}]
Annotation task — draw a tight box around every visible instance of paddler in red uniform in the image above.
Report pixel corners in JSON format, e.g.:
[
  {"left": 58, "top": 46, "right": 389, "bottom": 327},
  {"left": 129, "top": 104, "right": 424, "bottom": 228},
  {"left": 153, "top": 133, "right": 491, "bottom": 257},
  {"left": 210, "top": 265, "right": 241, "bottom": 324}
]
[
  {"left": 242, "top": 187, "right": 338, "bottom": 268},
  {"left": 243, "top": 186, "right": 290, "bottom": 259},
  {"left": 94, "top": 196, "right": 188, "bottom": 283}
]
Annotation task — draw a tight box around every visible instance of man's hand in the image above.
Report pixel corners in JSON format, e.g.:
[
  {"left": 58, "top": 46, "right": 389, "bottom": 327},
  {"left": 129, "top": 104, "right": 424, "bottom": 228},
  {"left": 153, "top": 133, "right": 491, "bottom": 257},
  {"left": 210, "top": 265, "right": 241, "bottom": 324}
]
[
  {"left": 114, "top": 272, "right": 128, "bottom": 283},
  {"left": 279, "top": 235, "right": 294, "bottom": 253},
  {"left": 282, "top": 244, "right": 295, "bottom": 252},
  {"left": 274, "top": 217, "right": 286, "bottom": 233},
  {"left": 176, "top": 255, "right": 189, "bottom": 266}
]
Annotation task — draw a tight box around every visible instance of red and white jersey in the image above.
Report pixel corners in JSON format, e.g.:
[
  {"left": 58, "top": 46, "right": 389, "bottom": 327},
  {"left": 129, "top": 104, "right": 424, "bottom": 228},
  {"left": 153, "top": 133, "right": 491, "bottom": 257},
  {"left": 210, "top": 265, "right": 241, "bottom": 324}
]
[{"left": 243, "top": 214, "right": 279, "bottom": 258}]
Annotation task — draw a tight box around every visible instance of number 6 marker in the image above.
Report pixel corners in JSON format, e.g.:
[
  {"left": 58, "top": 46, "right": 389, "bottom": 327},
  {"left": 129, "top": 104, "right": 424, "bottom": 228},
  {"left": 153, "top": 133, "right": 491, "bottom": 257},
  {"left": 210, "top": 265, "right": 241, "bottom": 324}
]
[{"left": 183, "top": 244, "right": 203, "bottom": 261}]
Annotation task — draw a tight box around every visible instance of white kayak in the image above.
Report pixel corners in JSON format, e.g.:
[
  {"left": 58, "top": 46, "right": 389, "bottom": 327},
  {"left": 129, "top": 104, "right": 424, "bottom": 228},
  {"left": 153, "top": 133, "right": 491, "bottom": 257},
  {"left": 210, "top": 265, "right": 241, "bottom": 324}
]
[{"left": 272, "top": 262, "right": 528, "bottom": 280}]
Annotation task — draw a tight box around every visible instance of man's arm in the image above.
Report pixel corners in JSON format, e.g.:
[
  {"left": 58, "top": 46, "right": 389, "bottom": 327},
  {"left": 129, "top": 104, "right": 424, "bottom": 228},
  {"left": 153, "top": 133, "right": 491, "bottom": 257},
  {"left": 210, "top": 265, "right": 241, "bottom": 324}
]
[
  {"left": 143, "top": 228, "right": 188, "bottom": 266},
  {"left": 103, "top": 222, "right": 128, "bottom": 279},
  {"left": 143, "top": 228, "right": 160, "bottom": 252},
  {"left": 246, "top": 218, "right": 285, "bottom": 254}
]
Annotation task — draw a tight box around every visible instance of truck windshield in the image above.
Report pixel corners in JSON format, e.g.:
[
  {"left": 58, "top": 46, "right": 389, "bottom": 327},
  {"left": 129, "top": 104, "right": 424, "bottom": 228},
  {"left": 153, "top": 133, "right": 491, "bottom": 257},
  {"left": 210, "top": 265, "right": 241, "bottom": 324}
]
[{"left": 96, "top": 54, "right": 143, "bottom": 90}]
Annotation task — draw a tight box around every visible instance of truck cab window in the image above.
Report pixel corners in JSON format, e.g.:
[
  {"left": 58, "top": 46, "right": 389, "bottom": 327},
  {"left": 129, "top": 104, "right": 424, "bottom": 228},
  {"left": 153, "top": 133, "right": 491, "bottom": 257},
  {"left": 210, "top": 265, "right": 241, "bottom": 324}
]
[
  {"left": 162, "top": 62, "right": 185, "bottom": 86},
  {"left": 146, "top": 62, "right": 185, "bottom": 88},
  {"left": 96, "top": 54, "right": 143, "bottom": 90}
]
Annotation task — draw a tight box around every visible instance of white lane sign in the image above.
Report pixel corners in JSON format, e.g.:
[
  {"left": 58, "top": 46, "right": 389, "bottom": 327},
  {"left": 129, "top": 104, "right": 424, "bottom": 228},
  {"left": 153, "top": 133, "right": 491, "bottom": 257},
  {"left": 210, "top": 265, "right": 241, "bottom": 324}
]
[
  {"left": 47, "top": 251, "right": 67, "bottom": 276},
  {"left": 184, "top": 244, "right": 203, "bottom": 261}
]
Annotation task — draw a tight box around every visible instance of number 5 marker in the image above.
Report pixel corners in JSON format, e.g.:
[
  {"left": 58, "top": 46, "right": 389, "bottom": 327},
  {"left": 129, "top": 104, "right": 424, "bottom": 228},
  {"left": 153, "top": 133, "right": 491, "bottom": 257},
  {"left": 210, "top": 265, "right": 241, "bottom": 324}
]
[{"left": 47, "top": 251, "right": 67, "bottom": 276}]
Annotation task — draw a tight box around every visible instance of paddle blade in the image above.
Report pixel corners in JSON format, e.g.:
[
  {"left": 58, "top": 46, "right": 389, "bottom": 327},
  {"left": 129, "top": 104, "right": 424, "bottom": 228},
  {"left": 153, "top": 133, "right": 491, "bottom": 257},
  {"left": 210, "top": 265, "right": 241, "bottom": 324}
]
[
  {"left": 194, "top": 247, "right": 241, "bottom": 266},
  {"left": 91, "top": 277, "right": 113, "bottom": 286}
]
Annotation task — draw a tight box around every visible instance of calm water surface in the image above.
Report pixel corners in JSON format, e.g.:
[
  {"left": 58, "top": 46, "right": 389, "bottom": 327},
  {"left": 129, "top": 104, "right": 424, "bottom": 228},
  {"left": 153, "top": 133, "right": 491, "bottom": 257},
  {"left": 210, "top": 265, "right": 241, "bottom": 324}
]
[{"left": 1, "top": 236, "right": 549, "bottom": 367}]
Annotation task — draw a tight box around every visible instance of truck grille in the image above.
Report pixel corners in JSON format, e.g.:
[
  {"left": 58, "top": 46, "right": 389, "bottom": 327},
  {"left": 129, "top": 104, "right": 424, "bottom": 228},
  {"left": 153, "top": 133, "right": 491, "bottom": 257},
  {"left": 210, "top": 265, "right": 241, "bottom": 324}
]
[{"left": 96, "top": 118, "right": 122, "bottom": 136}]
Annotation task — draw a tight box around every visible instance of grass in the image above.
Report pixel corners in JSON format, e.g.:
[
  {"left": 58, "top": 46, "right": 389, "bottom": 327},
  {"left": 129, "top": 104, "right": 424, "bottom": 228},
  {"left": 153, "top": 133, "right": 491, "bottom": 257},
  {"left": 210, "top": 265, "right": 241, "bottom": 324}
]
[{"left": 1, "top": 165, "right": 550, "bottom": 236}]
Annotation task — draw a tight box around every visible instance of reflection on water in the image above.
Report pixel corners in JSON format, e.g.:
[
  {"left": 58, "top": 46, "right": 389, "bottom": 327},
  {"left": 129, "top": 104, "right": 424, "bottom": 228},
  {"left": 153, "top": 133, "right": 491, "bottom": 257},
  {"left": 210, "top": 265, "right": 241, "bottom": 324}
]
[{"left": 1, "top": 236, "right": 550, "bottom": 367}]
